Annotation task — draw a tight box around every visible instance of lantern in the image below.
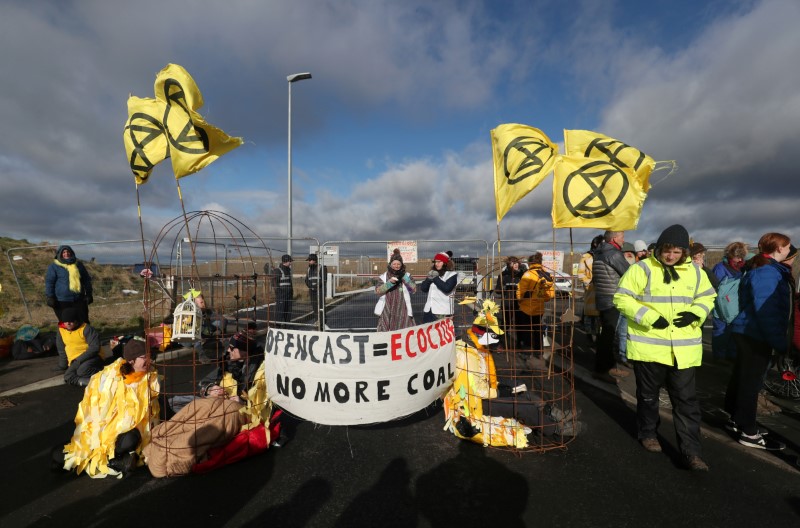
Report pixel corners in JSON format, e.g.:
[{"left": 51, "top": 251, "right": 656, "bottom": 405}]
[{"left": 172, "top": 294, "right": 201, "bottom": 342}]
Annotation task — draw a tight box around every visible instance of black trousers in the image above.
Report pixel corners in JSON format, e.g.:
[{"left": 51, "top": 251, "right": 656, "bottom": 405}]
[
  {"left": 515, "top": 312, "right": 542, "bottom": 353},
  {"left": 724, "top": 333, "right": 772, "bottom": 435},
  {"left": 275, "top": 291, "right": 293, "bottom": 324},
  {"left": 633, "top": 361, "right": 703, "bottom": 456},
  {"left": 594, "top": 308, "right": 620, "bottom": 373}
]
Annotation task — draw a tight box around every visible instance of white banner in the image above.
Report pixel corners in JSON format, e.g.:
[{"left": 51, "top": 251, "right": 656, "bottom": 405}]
[{"left": 264, "top": 320, "right": 457, "bottom": 425}]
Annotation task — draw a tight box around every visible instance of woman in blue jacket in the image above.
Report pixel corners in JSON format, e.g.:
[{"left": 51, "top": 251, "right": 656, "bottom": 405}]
[
  {"left": 724, "top": 233, "right": 793, "bottom": 451},
  {"left": 45, "top": 245, "right": 93, "bottom": 323},
  {"left": 711, "top": 241, "right": 748, "bottom": 360}
]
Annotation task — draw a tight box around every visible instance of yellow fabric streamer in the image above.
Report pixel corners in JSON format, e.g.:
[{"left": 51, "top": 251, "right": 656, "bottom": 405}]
[{"left": 62, "top": 359, "right": 160, "bottom": 478}]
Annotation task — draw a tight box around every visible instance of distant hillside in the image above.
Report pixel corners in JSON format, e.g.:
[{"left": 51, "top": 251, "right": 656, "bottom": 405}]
[{"left": 0, "top": 237, "right": 143, "bottom": 335}]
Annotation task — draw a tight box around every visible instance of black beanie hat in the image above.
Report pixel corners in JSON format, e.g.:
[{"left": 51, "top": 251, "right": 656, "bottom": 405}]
[
  {"left": 60, "top": 306, "right": 83, "bottom": 324},
  {"left": 656, "top": 224, "right": 690, "bottom": 250}
]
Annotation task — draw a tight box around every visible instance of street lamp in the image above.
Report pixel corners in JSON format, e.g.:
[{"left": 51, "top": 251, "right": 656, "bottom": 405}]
[{"left": 287, "top": 72, "right": 312, "bottom": 256}]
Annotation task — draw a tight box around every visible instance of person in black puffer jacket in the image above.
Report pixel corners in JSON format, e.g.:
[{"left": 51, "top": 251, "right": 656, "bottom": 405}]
[{"left": 591, "top": 230, "right": 630, "bottom": 384}]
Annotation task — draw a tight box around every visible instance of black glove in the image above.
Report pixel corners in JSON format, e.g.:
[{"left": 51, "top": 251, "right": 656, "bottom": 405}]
[
  {"left": 673, "top": 311, "right": 700, "bottom": 328},
  {"left": 455, "top": 416, "right": 480, "bottom": 438},
  {"left": 46, "top": 296, "right": 57, "bottom": 308},
  {"left": 651, "top": 316, "right": 669, "bottom": 329},
  {"left": 86, "top": 295, "right": 93, "bottom": 305}
]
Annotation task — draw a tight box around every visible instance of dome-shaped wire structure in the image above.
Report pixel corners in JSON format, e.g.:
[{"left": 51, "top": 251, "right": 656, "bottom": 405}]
[
  {"left": 138, "top": 210, "right": 277, "bottom": 476},
  {"left": 445, "top": 257, "right": 580, "bottom": 452}
]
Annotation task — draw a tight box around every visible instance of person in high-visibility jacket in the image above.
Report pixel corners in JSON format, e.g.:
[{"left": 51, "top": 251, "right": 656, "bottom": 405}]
[{"left": 613, "top": 224, "right": 716, "bottom": 471}]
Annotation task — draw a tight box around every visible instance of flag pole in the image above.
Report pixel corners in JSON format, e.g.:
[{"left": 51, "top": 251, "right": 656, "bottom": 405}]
[{"left": 174, "top": 177, "right": 200, "bottom": 287}]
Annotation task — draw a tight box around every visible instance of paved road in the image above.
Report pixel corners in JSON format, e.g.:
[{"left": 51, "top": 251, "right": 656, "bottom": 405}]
[{"left": 3, "top": 291, "right": 800, "bottom": 526}]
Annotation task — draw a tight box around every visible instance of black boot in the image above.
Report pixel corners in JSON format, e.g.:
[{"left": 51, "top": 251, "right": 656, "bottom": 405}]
[{"left": 107, "top": 452, "right": 137, "bottom": 476}]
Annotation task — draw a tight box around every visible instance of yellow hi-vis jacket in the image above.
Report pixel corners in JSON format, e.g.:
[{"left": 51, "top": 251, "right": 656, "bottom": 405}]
[{"left": 613, "top": 257, "right": 716, "bottom": 369}]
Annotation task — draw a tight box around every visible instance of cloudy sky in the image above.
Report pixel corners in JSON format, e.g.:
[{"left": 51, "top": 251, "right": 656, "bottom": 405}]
[{"left": 1, "top": 0, "right": 798, "bottom": 257}]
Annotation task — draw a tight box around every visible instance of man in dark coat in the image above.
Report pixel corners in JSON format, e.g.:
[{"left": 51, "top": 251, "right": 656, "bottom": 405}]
[
  {"left": 591, "top": 230, "right": 631, "bottom": 384},
  {"left": 305, "top": 253, "right": 328, "bottom": 328},
  {"left": 272, "top": 255, "right": 294, "bottom": 327}
]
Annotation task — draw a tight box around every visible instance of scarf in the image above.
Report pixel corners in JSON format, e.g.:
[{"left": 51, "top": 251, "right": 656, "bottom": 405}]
[
  {"left": 659, "top": 260, "right": 680, "bottom": 284},
  {"left": 54, "top": 259, "right": 82, "bottom": 293}
]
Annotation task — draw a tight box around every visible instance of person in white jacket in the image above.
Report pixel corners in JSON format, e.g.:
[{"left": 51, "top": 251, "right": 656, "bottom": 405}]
[{"left": 420, "top": 252, "right": 458, "bottom": 323}]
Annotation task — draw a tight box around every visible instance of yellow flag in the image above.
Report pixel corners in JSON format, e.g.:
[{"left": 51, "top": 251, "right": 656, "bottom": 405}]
[
  {"left": 551, "top": 155, "right": 647, "bottom": 230},
  {"left": 154, "top": 64, "right": 243, "bottom": 178},
  {"left": 122, "top": 63, "right": 243, "bottom": 183},
  {"left": 564, "top": 129, "right": 655, "bottom": 182},
  {"left": 491, "top": 124, "right": 558, "bottom": 223},
  {"left": 123, "top": 96, "right": 168, "bottom": 185}
]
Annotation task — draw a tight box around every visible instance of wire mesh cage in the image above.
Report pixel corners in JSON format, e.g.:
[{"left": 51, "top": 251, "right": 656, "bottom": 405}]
[{"left": 444, "top": 255, "right": 580, "bottom": 452}]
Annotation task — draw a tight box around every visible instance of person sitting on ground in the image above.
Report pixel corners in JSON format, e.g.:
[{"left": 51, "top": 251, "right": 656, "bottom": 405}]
[
  {"left": 167, "top": 332, "right": 261, "bottom": 417},
  {"left": 419, "top": 251, "right": 458, "bottom": 323},
  {"left": 186, "top": 291, "right": 226, "bottom": 363},
  {"left": 54, "top": 306, "right": 104, "bottom": 387},
  {"left": 44, "top": 245, "right": 93, "bottom": 323},
  {"left": 614, "top": 224, "right": 716, "bottom": 471},
  {"left": 54, "top": 339, "right": 160, "bottom": 478},
  {"left": 443, "top": 299, "right": 580, "bottom": 448}
]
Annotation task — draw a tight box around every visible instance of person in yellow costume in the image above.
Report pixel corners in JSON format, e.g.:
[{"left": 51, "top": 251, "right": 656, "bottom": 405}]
[
  {"left": 516, "top": 252, "right": 555, "bottom": 354},
  {"left": 443, "top": 300, "right": 578, "bottom": 448},
  {"left": 613, "top": 224, "right": 716, "bottom": 471},
  {"left": 53, "top": 339, "right": 160, "bottom": 478}
]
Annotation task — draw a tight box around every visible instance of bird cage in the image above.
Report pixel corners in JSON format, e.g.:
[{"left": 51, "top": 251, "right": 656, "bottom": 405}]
[{"left": 172, "top": 294, "right": 201, "bottom": 342}]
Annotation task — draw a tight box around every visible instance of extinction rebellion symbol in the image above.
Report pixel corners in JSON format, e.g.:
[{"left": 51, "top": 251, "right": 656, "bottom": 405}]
[
  {"left": 124, "top": 77, "right": 211, "bottom": 178},
  {"left": 503, "top": 136, "right": 555, "bottom": 185},
  {"left": 563, "top": 160, "right": 629, "bottom": 219}
]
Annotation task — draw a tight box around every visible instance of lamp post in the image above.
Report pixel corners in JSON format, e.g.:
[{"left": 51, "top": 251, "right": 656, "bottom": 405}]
[{"left": 287, "top": 72, "right": 312, "bottom": 256}]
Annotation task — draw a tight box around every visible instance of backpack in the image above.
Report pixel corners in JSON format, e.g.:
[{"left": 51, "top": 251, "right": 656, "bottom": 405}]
[{"left": 715, "top": 275, "right": 742, "bottom": 324}]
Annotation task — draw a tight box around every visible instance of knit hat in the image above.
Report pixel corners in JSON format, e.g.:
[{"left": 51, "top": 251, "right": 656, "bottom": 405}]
[
  {"left": 433, "top": 252, "right": 450, "bottom": 264},
  {"left": 123, "top": 339, "right": 146, "bottom": 362},
  {"left": 389, "top": 249, "right": 403, "bottom": 263},
  {"left": 634, "top": 240, "right": 648, "bottom": 253},
  {"left": 229, "top": 332, "right": 255, "bottom": 354},
  {"left": 59, "top": 306, "right": 83, "bottom": 324},
  {"left": 655, "top": 224, "right": 690, "bottom": 250},
  {"left": 689, "top": 242, "right": 707, "bottom": 257},
  {"left": 281, "top": 254, "right": 293, "bottom": 263},
  {"left": 621, "top": 242, "right": 635, "bottom": 253}
]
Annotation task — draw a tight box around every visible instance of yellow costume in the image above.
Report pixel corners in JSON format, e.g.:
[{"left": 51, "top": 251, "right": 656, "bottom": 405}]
[
  {"left": 63, "top": 358, "right": 160, "bottom": 478},
  {"left": 442, "top": 300, "right": 531, "bottom": 448}
]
